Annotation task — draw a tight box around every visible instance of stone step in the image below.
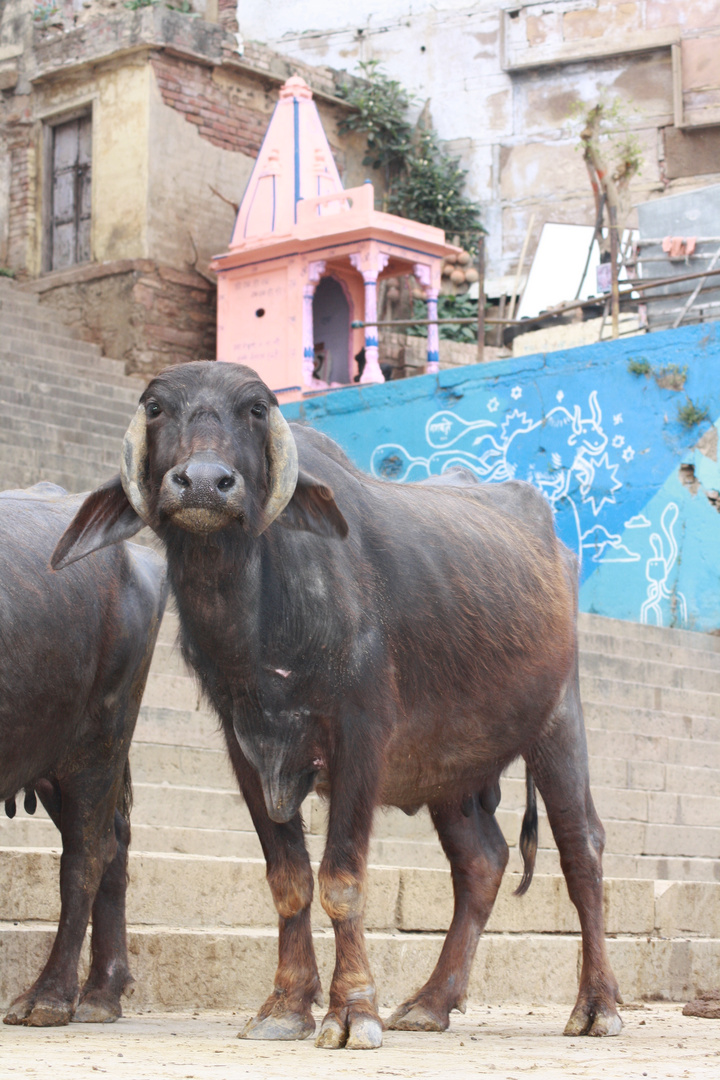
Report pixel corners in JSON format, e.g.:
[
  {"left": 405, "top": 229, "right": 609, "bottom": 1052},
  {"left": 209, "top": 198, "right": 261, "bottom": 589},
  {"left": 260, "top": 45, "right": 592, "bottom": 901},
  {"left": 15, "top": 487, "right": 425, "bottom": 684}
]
[
  {"left": 0, "top": 458, "right": 115, "bottom": 497},
  {"left": 5, "top": 807, "right": 718, "bottom": 880},
  {"left": 0, "top": 367, "right": 139, "bottom": 416},
  {"left": 507, "top": 845, "right": 720, "bottom": 883},
  {"left": 582, "top": 700, "right": 720, "bottom": 743},
  {"left": 0, "top": 338, "right": 130, "bottom": 382},
  {"left": 5, "top": 763, "right": 719, "bottom": 864},
  {"left": 0, "top": 381, "right": 135, "bottom": 435},
  {"left": 580, "top": 673, "right": 720, "bottom": 719},
  {"left": 4, "top": 848, "right": 715, "bottom": 939},
  {"left": 580, "top": 650, "right": 720, "bottom": 693},
  {"left": 577, "top": 611, "right": 720, "bottom": 654},
  {"left": 147, "top": 641, "right": 190, "bottom": 678},
  {"left": 1, "top": 922, "right": 717, "bottom": 1012},
  {"left": 134, "top": 705, "right": 220, "bottom": 748},
  {"left": 0, "top": 403, "right": 130, "bottom": 453},
  {"left": 578, "top": 629, "right": 720, "bottom": 671},
  {"left": 0, "top": 342, "right": 140, "bottom": 387},
  {"left": 141, "top": 672, "right": 203, "bottom": 713},
  {"left": 585, "top": 726, "right": 720, "bottom": 771},
  {"left": 0, "top": 440, "right": 117, "bottom": 489}
]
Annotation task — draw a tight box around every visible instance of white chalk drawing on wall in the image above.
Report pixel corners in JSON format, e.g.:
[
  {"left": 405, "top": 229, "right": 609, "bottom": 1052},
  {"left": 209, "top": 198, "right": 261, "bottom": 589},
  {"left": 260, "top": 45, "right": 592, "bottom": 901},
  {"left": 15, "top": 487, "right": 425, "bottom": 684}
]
[
  {"left": 371, "top": 390, "right": 633, "bottom": 566},
  {"left": 639, "top": 503, "right": 687, "bottom": 627}
]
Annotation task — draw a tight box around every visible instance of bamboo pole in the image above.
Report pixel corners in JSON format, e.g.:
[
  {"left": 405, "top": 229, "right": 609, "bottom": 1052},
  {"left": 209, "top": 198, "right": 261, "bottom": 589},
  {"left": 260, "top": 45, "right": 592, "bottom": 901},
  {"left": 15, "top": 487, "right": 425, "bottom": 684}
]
[{"left": 476, "top": 235, "right": 485, "bottom": 364}]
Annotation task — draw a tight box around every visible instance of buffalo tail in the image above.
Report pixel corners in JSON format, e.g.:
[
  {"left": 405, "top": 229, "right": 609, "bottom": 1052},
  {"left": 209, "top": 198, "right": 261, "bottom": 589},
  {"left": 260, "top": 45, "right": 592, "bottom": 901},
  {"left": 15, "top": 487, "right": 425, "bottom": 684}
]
[
  {"left": 513, "top": 767, "right": 538, "bottom": 897},
  {"left": 120, "top": 758, "right": 133, "bottom": 823}
]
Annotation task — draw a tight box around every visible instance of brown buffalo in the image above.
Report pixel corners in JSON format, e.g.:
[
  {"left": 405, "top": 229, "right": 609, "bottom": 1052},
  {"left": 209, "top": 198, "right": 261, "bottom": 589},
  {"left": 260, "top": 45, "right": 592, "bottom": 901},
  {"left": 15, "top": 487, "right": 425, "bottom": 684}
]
[
  {"left": 52, "top": 362, "right": 622, "bottom": 1048},
  {"left": 1, "top": 483, "right": 166, "bottom": 1026}
]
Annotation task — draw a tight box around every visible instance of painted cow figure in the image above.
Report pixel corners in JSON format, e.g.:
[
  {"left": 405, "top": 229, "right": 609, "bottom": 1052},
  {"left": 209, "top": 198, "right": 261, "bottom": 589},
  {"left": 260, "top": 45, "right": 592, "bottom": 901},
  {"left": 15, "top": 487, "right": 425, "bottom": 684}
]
[
  {"left": 53, "top": 362, "right": 622, "bottom": 1049},
  {"left": 0, "top": 483, "right": 166, "bottom": 1026}
]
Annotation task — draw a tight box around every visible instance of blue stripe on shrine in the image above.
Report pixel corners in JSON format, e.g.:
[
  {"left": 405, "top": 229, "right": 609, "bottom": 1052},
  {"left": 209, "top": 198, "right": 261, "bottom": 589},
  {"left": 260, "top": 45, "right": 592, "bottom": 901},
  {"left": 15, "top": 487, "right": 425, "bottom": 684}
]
[
  {"left": 365, "top": 335, "right": 379, "bottom": 347},
  {"left": 427, "top": 350, "right": 440, "bottom": 363},
  {"left": 293, "top": 98, "right": 300, "bottom": 222}
]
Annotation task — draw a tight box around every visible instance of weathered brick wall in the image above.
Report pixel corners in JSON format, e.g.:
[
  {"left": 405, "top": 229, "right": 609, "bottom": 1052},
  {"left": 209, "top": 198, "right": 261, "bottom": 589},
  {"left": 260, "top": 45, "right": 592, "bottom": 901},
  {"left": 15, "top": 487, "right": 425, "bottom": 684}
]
[
  {"left": 6, "top": 133, "right": 32, "bottom": 273},
  {"left": 151, "top": 53, "right": 267, "bottom": 156}
]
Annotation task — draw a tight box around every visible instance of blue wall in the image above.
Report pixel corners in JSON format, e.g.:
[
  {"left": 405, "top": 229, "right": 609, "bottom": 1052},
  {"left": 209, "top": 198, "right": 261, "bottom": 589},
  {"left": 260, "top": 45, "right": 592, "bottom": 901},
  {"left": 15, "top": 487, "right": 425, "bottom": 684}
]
[{"left": 282, "top": 322, "right": 720, "bottom": 632}]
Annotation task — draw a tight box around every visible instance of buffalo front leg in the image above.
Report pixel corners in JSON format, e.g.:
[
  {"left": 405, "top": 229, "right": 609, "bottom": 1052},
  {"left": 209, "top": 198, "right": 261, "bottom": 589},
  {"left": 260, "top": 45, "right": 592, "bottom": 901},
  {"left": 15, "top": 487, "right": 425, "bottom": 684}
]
[
  {"left": 315, "top": 727, "right": 382, "bottom": 1050},
  {"left": 225, "top": 739, "right": 321, "bottom": 1041},
  {"left": 389, "top": 795, "right": 508, "bottom": 1032},
  {"left": 4, "top": 779, "right": 120, "bottom": 1027},
  {"left": 527, "top": 671, "right": 622, "bottom": 1037}
]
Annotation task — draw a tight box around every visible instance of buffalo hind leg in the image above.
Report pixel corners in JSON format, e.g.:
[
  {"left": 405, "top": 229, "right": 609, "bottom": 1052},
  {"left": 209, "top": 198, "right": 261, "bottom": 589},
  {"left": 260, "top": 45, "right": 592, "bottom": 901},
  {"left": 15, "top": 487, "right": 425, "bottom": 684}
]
[
  {"left": 74, "top": 803, "right": 134, "bottom": 1022},
  {"left": 527, "top": 675, "right": 622, "bottom": 1037},
  {"left": 4, "top": 777, "right": 120, "bottom": 1027},
  {"left": 388, "top": 796, "right": 508, "bottom": 1032},
  {"left": 26, "top": 780, "right": 134, "bottom": 1023},
  {"left": 226, "top": 737, "right": 322, "bottom": 1041}
]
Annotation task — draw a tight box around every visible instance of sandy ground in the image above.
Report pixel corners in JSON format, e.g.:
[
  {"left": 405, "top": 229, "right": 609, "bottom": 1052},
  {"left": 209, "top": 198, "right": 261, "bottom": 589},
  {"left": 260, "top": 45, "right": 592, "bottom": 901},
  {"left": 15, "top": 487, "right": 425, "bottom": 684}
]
[{"left": 1, "top": 1004, "right": 720, "bottom": 1080}]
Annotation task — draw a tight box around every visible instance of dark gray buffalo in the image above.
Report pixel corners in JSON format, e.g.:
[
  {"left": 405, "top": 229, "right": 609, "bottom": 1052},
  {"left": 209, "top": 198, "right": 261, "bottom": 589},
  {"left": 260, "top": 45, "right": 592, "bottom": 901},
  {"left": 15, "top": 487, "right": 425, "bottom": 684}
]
[
  {"left": 52, "top": 361, "right": 622, "bottom": 1049},
  {"left": 1, "top": 483, "right": 166, "bottom": 1026}
]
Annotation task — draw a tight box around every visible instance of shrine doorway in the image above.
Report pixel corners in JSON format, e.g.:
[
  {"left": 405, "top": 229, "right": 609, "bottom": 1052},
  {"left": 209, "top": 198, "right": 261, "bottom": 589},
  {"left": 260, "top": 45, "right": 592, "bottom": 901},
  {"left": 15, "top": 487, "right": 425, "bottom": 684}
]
[{"left": 312, "top": 276, "right": 351, "bottom": 384}]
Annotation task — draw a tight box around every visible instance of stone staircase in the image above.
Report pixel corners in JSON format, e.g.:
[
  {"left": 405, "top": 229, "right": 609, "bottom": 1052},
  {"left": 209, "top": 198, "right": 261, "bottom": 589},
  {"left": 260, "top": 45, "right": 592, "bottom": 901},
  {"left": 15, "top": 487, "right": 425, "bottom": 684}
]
[
  {"left": 1, "top": 278, "right": 719, "bottom": 1015},
  {"left": 0, "top": 278, "right": 140, "bottom": 493}
]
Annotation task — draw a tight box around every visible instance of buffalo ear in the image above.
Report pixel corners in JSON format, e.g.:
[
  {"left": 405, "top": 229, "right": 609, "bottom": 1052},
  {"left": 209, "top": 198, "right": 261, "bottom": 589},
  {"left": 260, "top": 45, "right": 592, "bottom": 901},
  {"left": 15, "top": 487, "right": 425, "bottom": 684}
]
[
  {"left": 51, "top": 474, "right": 144, "bottom": 569},
  {"left": 276, "top": 469, "right": 348, "bottom": 540}
]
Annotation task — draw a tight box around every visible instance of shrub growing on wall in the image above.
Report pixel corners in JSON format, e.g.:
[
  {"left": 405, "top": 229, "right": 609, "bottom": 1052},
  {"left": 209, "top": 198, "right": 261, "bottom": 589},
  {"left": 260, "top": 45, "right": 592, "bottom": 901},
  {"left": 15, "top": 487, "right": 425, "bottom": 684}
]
[{"left": 338, "top": 61, "right": 482, "bottom": 248}]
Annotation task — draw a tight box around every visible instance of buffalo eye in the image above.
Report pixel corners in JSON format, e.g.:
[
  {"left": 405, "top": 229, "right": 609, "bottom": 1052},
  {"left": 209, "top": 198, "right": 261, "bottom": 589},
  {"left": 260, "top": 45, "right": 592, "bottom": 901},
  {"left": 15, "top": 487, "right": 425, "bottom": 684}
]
[
  {"left": 145, "top": 401, "right": 161, "bottom": 419},
  {"left": 250, "top": 402, "right": 267, "bottom": 419}
]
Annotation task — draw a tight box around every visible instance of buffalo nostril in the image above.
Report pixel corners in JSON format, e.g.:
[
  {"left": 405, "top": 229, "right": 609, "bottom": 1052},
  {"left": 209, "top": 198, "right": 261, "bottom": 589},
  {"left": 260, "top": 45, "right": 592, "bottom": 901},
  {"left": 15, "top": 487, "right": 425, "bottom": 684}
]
[
  {"left": 172, "top": 472, "right": 190, "bottom": 488},
  {"left": 217, "top": 475, "right": 235, "bottom": 493}
]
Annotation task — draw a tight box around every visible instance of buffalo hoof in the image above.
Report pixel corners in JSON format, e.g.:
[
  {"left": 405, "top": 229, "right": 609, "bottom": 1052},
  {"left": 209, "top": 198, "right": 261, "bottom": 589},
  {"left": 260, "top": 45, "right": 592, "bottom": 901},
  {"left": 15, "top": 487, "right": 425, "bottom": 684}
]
[
  {"left": 387, "top": 1000, "right": 449, "bottom": 1032},
  {"left": 315, "top": 1010, "right": 383, "bottom": 1050},
  {"left": 4, "top": 991, "right": 74, "bottom": 1027},
  {"left": 240, "top": 1011, "right": 315, "bottom": 1041},
  {"left": 73, "top": 996, "right": 122, "bottom": 1024},
  {"left": 346, "top": 1015, "right": 383, "bottom": 1050},
  {"left": 683, "top": 990, "right": 720, "bottom": 1019},
  {"left": 564, "top": 1003, "right": 623, "bottom": 1037}
]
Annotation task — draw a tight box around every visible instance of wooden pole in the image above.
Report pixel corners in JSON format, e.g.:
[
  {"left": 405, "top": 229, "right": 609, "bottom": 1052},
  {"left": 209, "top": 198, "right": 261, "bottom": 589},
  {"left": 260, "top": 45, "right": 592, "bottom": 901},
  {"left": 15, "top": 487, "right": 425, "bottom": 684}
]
[
  {"left": 508, "top": 212, "right": 535, "bottom": 321},
  {"left": 609, "top": 202, "right": 620, "bottom": 339},
  {"left": 476, "top": 234, "right": 485, "bottom": 364}
]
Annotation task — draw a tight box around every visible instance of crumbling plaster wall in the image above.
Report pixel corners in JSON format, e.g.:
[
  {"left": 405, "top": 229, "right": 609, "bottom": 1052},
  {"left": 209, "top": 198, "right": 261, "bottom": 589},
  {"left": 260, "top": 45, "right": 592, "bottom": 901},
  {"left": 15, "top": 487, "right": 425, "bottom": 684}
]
[
  {"left": 238, "top": 0, "right": 720, "bottom": 280},
  {"left": 30, "top": 58, "right": 151, "bottom": 275}
]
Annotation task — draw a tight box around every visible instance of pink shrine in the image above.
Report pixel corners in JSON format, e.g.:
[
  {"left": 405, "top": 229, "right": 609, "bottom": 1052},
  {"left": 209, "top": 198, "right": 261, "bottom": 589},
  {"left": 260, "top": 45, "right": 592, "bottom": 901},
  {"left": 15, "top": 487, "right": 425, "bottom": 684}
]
[{"left": 211, "top": 76, "right": 459, "bottom": 398}]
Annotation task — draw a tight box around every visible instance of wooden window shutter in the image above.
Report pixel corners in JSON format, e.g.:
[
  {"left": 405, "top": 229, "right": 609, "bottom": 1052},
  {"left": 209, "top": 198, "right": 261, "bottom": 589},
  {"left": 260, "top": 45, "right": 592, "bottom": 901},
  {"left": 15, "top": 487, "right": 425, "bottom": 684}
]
[{"left": 51, "top": 114, "right": 91, "bottom": 271}]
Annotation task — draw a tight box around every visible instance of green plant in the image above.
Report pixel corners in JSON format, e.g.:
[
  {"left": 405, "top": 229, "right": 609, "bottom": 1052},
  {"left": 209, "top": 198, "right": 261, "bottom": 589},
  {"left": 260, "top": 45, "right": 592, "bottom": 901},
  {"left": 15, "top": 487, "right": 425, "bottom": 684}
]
[
  {"left": 408, "top": 293, "right": 479, "bottom": 343},
  {"left": 0, "top": 268, "right": 15, "bottom": 279},
  {"left": 124, "top": 0, "right": 158, "bottom": 9},
  {"left": 677, "top": 397, "right": 709, "bottom": 429},
  {"left": 388, "top": 129, "right": 482, "bottom": 239},
  {"left": 627, "top": 357, "right": 651, "bottom": 376},
  {"left": 338, "top": 61, "right": 413, "bottom": 191},
  {"left": 338, "top": 62, "right": 482, "bottom": 246},
  {"left": 166, "top": 0, "right": 194, "bottom": 12},
  {"left": 655, "top": 363, "right": 688, "bottom": 391}
]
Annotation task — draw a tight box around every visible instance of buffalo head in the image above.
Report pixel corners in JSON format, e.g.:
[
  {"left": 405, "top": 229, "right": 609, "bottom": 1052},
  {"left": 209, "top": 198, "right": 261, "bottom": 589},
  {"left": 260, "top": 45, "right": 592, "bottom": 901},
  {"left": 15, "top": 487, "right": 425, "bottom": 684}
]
[{"left": 51, "top": 362, "right": 348, "bottom": 568}]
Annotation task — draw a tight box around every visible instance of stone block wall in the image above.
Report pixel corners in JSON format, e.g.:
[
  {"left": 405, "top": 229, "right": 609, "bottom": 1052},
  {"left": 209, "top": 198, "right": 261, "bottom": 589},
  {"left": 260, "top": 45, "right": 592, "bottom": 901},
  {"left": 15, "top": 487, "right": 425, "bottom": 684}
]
[{"left": 26, "top": 260, "right": 215, "bottom": 376}]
